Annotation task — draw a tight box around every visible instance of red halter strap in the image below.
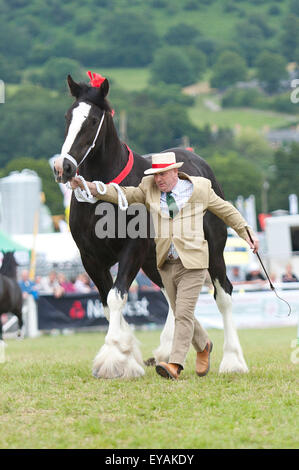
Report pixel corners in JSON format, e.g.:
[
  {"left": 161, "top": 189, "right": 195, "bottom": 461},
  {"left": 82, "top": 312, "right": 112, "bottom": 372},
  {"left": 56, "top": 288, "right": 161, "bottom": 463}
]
[
  {"left": 110, "top": 144, "right": 134, "bottom": 184},
  {"left": 76, "top": 143, "right": 134, "bottom": 182}
]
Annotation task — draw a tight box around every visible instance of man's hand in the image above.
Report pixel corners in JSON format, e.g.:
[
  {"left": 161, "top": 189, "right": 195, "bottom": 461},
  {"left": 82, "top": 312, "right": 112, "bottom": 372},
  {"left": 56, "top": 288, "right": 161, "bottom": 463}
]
[
  {"left": 245, "top": 228, "right": 259, "bottom": 254},
  {"left": 70, "top": 177, "right": 97, "bottom": 196}
]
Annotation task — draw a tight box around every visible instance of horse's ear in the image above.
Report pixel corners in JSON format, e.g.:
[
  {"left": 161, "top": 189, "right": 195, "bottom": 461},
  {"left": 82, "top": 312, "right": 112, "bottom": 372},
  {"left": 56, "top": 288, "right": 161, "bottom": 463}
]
[
  {"left": 67, "top": 75, "right": 82, "bottom": 98},
  {"left": 100, "top": 78, "right": 109, "bottom": 98}
]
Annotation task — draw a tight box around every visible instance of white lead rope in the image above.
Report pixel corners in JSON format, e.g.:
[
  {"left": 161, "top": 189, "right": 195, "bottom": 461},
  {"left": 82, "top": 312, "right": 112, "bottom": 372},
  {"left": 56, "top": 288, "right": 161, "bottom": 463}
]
[{"left": 68, "top": 175, "right": 128, "bottom": 211}]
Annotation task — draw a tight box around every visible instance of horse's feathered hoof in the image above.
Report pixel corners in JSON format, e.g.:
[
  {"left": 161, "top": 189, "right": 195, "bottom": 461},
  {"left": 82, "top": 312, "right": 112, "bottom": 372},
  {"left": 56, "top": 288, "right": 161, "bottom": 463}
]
[{"left": 219, "top": 352, "right": 249, "bottom": 374}]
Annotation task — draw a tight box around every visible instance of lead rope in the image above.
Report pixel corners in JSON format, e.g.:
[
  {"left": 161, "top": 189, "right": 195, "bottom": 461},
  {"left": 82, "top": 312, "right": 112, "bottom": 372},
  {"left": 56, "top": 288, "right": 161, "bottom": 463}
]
[
  {"left": 70, "top": 175, "right": 128, "bottom": 211},
  {"left": 246, "top": 228, "right": 291, "bottom": 317}
]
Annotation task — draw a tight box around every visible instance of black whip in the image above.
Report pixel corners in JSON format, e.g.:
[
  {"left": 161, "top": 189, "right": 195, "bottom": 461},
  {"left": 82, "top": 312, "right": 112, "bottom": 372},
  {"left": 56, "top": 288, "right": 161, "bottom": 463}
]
[{"left": 246, "top": 228, "right": 292, "bottom": 317}]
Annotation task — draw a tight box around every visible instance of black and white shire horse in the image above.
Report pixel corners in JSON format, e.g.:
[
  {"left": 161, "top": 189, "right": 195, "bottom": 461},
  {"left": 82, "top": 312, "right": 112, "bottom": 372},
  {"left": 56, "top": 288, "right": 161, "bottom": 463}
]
[
  {"left": 0, "top": 252, "right": 23, "bottom": 340},
  {"left": 54, "top": 73, "right": 248, "bottom": 378}
]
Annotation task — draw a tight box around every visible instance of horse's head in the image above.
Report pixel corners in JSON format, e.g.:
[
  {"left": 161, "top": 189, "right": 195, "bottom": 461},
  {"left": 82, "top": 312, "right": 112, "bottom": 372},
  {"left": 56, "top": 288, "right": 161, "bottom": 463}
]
[
  {"left": 54, "top": 74, "right": 112, "bottom": 183},
  {"left": 0, "top": 251, "right": 18, "bottom": 278}
]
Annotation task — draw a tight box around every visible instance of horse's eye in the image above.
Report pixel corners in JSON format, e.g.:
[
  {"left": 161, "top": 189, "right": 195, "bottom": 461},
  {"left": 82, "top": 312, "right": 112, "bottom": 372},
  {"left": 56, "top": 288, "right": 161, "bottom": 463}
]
[{"left": 91, "top": 118, "right": 97, "bottom": 126}]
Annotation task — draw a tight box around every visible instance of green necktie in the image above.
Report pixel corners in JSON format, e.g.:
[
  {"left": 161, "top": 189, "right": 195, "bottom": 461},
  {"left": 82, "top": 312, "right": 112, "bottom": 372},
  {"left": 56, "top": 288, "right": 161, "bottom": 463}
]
[{"left": 166, "top": 192, "right": 179, "bottom": 219}]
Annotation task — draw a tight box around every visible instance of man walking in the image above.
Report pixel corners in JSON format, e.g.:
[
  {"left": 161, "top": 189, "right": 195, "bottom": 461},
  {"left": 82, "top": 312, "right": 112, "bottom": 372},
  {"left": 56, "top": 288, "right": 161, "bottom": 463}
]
[{"left": 70, "top": 152, "right": 259, "bottom": 380}]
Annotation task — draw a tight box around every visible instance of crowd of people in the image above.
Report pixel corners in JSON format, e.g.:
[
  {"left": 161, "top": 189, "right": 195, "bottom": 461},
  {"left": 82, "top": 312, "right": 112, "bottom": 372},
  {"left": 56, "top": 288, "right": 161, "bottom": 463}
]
[
  {"left": 18, "top": 270, "right": 98, "bottom": 300},
  {"left": 18, "top": 262, "right": 298, "bottom": 301},
  {"left": 227, "top": 262, "right": 299, "bottom": 286},
  {"left": 18, "top": 267, "right": 160, "bottom": 300}
]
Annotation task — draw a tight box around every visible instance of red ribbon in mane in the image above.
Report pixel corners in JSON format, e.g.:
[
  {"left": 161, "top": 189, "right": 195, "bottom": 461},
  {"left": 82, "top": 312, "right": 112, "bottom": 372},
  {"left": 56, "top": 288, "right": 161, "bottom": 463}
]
[{"left": 87, "top": 71, "right": 106, "bottom": 88}]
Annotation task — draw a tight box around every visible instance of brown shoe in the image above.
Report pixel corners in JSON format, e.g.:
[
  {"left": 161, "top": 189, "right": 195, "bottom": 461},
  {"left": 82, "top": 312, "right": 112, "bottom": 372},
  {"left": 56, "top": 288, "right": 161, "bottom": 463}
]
[
  {"left": 156, "top": 362, "right": 182, "bottom": 380},
  {"left": 196, "top": 341, "right": 213, "bottom": 377}
]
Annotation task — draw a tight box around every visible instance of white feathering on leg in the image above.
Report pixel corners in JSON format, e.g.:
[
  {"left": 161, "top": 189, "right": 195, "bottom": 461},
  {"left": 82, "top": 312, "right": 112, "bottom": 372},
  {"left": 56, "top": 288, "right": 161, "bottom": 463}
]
[
  {"left": 214, "top": 279, "right": 249, "bottom": 373},
  {"left": 92, "top": 288, "right": 144, "bottom": 379}
]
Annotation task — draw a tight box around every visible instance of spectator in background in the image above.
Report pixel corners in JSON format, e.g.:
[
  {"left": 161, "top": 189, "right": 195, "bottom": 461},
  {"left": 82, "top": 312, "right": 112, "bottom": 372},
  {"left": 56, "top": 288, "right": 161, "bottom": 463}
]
[
  {"left": 37, "top": 270, "right": 64, "bottom": 297},
  {"left": 19, "top": 269, "right": 39, "bottom": 300},
  {"left": 229, "top": 266, "right": 245, "bottom": 284},
  {"left": 245, "top": 263, "right": 266, "bottom": 284},
  {"left": 57, "top": 273, "right": 76, "bottom": 294},
  {"left": 281, "top": 263, "right": 298, "bottom": 283},
  {"left": 74, "top": 273, "right": 92, "bottom": 293}
]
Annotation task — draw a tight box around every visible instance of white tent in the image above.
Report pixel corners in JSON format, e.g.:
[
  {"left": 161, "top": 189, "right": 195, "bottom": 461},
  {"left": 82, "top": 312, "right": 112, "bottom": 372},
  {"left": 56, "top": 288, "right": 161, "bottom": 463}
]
[{"left": 12, "top": 232, "right": 80, "bottom": 263}]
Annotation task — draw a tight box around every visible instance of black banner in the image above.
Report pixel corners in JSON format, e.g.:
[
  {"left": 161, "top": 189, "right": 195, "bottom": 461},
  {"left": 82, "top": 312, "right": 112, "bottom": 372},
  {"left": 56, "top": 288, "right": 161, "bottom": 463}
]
[{"left": 37, "top": 290, "right": 168, "bottom": 330}]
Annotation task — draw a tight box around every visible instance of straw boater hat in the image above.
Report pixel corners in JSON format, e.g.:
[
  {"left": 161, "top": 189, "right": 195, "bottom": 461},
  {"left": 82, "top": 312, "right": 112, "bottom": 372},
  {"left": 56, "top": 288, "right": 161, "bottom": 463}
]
[{"left": 144, "top": 152, "right": 184, "bottom": 175}]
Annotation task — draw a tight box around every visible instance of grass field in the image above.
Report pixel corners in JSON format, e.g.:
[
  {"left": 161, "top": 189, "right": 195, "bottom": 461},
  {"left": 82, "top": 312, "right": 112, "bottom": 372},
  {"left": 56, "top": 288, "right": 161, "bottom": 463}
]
[
  {"left": 0, "top": 326, "right": 297, "bottom": 449},
  {"left": 94, "top": 67, "right": 150, "bottom": 92},
  {"left": 188, "top": 94, "right": 297, "bottom": 132}
]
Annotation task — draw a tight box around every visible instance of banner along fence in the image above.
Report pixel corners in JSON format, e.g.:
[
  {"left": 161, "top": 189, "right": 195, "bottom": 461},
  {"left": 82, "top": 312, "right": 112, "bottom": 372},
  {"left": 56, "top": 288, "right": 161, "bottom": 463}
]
[{"left": 35, "top": 284, "right": 299, "bottom": 332}]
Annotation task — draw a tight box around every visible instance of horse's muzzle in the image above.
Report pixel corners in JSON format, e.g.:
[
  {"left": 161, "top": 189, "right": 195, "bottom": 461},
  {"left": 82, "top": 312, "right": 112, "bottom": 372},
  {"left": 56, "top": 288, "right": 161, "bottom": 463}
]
[{"left": 54, "top": 155, "right": 77, "bottom": 184}]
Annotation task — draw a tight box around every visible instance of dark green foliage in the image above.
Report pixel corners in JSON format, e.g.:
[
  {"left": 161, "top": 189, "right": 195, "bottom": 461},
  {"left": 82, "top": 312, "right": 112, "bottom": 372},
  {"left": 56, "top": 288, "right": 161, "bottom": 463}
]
[
  {"left": 268, "top": 144, "right": 299, "bottom": 212},
  {"left": 164, "top": 23, "right": 201, "bottom": 46},
  {"left": 150, "top": 47, "right": 198, "bottom": 87},
  {"left": 280, "top": 15, "right": 299, "bottom": 61},
  {"left": 210, "top": 51, "right": 247, "bottom": 89},
  {"left": 28, "top": 58, "right": 84, "bottom": 92},
  {"left": 222, "top": 88, "right": 264, "bottom": 108},
  {"left": 289, "top": 0, "right": 299, "bottom": 16},
  {"left": 205, "top": 152, "right": 263, "bottom": 207},
  {"left": 255, "top": 51, "right": 287, "bottom": 94},
  {"left": 0, "top": 85, "right": 70, "bottom": 165},
  {"left": 222, "top": 87, "right": 298, "bottom": 114},
  {"left": 100, "top": 12, "right": 159, "bottom": 67},
  {"left": 234, "top": 22, "right": 264, "bottom": 67}
]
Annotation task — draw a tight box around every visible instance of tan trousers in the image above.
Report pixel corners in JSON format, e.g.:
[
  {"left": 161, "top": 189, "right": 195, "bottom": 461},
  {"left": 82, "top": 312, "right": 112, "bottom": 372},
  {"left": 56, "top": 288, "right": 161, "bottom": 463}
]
[{"left": 158, "top": 258, "right": 209, "bottom": 369}]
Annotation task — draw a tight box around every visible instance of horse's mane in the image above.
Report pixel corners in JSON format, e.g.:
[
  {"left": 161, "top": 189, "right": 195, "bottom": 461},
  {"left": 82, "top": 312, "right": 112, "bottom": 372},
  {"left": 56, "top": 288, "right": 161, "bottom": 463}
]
[{"left": 77, "top": 83, "right": 113, "bottom": 114}]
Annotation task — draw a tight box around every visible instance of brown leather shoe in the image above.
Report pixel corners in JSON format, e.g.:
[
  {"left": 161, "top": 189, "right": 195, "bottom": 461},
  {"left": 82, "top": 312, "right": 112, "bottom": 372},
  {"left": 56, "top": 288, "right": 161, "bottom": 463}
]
[
  {"left": 156, "top": 362, "right": 181, "bottom": 380},
  {"left": 196, "top": 340, "right": 213, "bottom": 377}
]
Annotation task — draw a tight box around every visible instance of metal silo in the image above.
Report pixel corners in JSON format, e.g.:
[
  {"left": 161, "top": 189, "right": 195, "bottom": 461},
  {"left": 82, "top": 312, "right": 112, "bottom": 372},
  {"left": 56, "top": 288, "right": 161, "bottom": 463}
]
[{"left": 0, "top": 170, "right": 41, "bottom": 235}]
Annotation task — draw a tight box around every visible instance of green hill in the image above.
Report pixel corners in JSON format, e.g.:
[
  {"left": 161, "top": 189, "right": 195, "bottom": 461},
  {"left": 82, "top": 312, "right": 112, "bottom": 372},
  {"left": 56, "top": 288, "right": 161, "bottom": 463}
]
[
  {"left": 0, "top": 0, "right": 298, "bottom": 215},
  {"left": 0, "top": 0, "right": 295, "bottom": 79}
]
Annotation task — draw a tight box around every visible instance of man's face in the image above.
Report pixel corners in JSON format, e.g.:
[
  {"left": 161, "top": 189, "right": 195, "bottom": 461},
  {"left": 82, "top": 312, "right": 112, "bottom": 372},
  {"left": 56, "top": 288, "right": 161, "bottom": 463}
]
[
  {"left": 22, "top": 270, "right": 29, "bottom": 281},
  {"left": 154, "top": 169, "right": 178, "bottom": 193}
]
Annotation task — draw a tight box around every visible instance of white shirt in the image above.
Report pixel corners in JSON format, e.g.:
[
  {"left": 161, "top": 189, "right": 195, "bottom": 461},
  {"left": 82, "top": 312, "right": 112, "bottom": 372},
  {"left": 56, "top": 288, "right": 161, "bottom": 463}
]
[{"left": 160, "top": 178, "right": 194, "bottom": 259}]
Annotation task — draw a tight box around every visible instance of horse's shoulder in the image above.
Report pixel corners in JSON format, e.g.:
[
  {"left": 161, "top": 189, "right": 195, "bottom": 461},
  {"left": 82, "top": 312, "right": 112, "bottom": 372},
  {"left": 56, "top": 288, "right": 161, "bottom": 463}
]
[{"left": 180, "top": 173, "right": 211, "bottom": 188}]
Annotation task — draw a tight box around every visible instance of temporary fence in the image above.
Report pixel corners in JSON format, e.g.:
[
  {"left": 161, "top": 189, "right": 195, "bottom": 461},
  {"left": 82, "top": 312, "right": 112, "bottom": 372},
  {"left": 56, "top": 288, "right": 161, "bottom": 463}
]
[{"left": 3, "top": 284, "right": 298, "bottom": 338}]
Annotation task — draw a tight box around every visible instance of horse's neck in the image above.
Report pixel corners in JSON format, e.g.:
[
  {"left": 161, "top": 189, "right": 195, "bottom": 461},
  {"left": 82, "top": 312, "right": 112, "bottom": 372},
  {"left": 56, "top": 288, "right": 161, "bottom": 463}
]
[{"left": 80, "top": 119, "right": 127, "bottom": 183}]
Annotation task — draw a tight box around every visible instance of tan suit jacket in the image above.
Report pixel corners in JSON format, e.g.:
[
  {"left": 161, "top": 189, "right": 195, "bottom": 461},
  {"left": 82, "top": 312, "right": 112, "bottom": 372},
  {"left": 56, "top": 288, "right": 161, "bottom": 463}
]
[{"left": 95, "top": 172, "right": 251, "bottom": 269}]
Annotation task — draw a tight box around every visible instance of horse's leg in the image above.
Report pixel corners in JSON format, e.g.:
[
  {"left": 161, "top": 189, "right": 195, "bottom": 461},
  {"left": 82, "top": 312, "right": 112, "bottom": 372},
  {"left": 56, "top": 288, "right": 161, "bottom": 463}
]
[
  {"left": 79, "top": 252, "right": 116, "bottom": 374},
  {"left": 93, "top": 240, "right": 147, "bottom": 379},
  {"left": 207, "top": 221, "right": 249, "bottom": 373},
  {"left": 80, "top": 252, "right": 113, "bottom": 322},
  {"left": 15, "top": 293, "right": 24, "bottom": 338}
]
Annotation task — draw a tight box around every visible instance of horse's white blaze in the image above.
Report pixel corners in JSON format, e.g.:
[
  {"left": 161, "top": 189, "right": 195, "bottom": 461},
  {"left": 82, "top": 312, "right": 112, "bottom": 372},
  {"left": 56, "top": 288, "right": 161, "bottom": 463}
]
[
  {"left": 61, "top": 102, "right": 91, "bottom": 157},
  {"left": 213, "top": 279, "right": 249, "bottom": 373},
  {"left": 92, "top": 287, "right": 144, "bottom": 379},
  {"left": 153, "top": 288, "right": 174, "bottom": 363}
]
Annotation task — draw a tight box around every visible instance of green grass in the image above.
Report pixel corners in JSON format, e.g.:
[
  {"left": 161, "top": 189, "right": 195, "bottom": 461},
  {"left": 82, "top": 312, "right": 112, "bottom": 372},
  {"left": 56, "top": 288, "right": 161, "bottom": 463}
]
[
  {"left": 98, "top": 67, "right": 150, "bottom": 92},
  {"left": 188, "top": 94, "right": 297, "bottom": 131},
  {"left": 0, "top": 327, "right": 297, "bottom": 449}
]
